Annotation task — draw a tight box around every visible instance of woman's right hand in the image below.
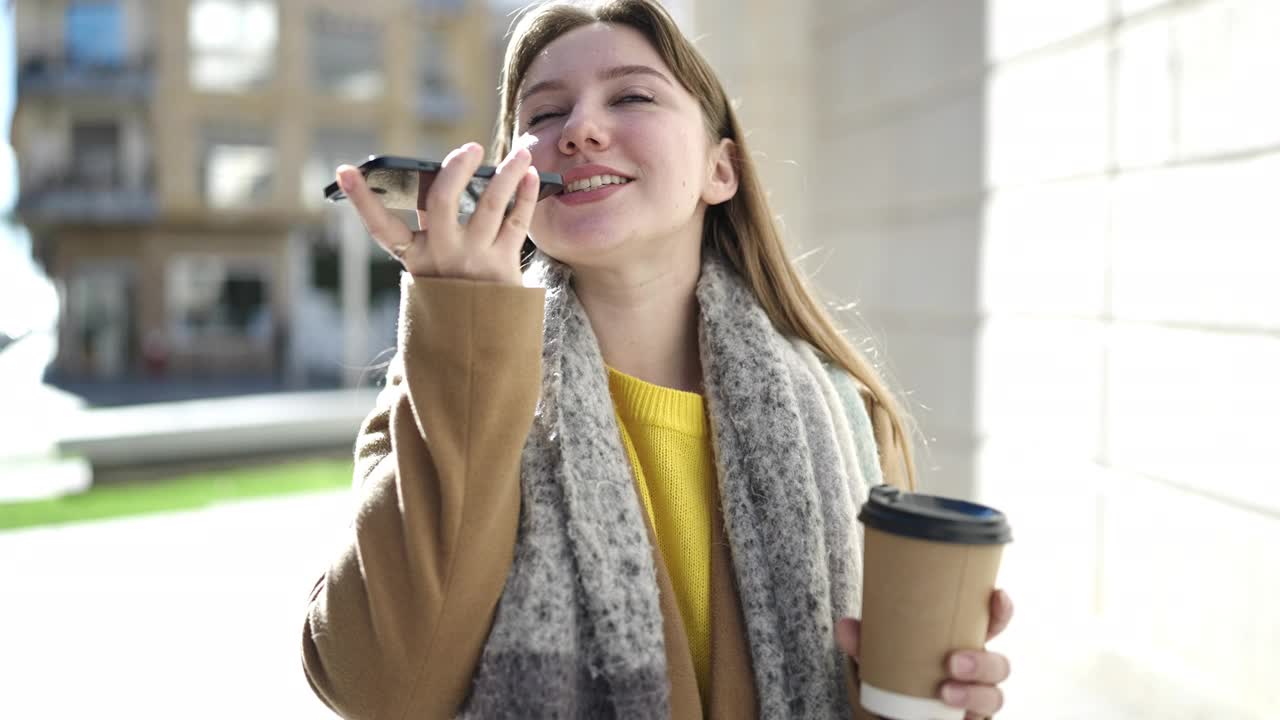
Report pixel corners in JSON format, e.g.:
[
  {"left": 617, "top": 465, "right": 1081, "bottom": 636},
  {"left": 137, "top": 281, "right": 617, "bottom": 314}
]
[{"left": 335, "top": 142, "right": 540, "bottom": 286}]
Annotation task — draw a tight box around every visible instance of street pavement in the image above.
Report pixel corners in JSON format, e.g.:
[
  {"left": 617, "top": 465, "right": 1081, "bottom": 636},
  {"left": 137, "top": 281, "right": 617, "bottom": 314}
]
[{"left": 0, "top": 490, "right": 352, "bottom": 719}]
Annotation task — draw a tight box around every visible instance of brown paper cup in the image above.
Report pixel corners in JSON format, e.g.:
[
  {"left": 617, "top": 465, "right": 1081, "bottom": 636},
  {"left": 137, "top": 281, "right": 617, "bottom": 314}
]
[{"left": 856, "top": 486, "right": 1011, "bottom": 720}]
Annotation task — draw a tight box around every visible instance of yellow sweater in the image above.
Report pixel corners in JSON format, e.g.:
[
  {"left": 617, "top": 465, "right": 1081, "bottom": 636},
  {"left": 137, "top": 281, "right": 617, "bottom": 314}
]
[{"left": 607, "top": 367, "right": 715, "bottom": 705}]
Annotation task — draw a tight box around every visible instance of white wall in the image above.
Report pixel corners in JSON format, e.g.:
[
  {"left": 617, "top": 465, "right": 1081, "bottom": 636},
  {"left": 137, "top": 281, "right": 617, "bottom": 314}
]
[
  {"left": 980, "top": 1, "right": 1279, "bottom": 716},
  {"left": 694, "top": 0, "right": 1279, "bottom": 716}
]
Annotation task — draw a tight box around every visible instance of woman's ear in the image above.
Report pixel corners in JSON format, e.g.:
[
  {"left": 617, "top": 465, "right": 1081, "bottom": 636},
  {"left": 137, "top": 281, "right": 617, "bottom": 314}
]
[{"left": 702, "top": 138, "right": 739, "bottom": 206}]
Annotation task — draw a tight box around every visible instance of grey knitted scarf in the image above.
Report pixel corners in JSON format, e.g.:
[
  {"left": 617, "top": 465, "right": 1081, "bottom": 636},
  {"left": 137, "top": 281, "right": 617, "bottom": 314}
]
[{"left": 459, "top": 250, "right": 878, "bottom": 719}]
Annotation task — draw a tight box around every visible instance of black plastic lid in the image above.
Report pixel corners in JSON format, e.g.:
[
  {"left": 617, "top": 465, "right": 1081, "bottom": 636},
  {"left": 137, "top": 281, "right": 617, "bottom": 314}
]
[{"left": 857, "top": 485, "right": 1012, "bottom": 545}]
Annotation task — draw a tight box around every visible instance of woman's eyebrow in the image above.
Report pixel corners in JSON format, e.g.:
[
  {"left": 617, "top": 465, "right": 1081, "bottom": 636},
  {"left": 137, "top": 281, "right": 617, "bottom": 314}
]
[
  {"left": 518, "top": 64, "right": 673, "bottom": 106},
  {"left": 599, "top": 64, "right": 672, "bottom": 85}
]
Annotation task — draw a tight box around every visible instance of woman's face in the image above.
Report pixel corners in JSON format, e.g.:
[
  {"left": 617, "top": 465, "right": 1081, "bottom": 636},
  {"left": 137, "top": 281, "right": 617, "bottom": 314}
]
[{"left": 513, "top": 23, "right": 731, "bottom": 269}]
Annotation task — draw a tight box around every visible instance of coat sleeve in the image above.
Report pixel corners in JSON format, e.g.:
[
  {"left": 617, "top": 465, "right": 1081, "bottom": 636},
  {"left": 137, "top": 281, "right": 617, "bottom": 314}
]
[{"left": 301, "top": 274, "right": 545, "bottom": 719}]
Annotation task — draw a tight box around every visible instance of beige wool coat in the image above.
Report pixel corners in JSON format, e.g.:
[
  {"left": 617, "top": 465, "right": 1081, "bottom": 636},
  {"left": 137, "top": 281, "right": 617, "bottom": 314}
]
[{"left": 301, "top": 276, "right": 910, "bottom": 719}]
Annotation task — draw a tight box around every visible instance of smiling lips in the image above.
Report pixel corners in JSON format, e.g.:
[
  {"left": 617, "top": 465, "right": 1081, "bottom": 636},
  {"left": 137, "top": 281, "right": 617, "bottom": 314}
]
[
  {"left": 563, "top": 174, "right": 631, "bottom": 193},
  {"left": 554, "top": 164, "right": 634, "bottom": 205}
]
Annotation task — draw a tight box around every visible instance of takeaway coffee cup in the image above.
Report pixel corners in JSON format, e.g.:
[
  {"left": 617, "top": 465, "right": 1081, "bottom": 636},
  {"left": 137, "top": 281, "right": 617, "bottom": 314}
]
[{"left": 855, "top": 485, "right": 1013, "bottom": 720}]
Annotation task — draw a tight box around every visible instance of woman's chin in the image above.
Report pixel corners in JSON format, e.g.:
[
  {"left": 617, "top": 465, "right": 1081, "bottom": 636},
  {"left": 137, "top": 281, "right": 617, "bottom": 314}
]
[{"left": 534, "top": 227, "right": 630, "bottom": 265}]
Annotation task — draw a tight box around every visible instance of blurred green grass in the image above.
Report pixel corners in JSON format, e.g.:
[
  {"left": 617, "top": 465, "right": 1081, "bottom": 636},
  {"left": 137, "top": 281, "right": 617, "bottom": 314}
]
[{"left": 0, "top": 457, "right": 352, "bottom": 531}]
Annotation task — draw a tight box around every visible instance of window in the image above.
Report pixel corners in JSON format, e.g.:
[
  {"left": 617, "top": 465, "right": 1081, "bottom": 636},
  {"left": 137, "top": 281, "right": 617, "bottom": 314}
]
[
  {"left": 188, "top": 0, "right": 278, "bottom": 92},
  {"left": 416, "top": 29, "right": 464, "bottom": 121},
  {"left": 201, "top": 126, "right": 275, "bottom": 208},
  {"left": 167, "top": 255, "right": 272, "bottom": 346},
  {"left": 418, "top": 28, "right": 455, "bottom": 97},
  {"left": 309, "top": 11, "right": 385, "bottom": 101},
  {"left": 69, "top": 262, "right": 135, "bottom": 378},
  {"left": 66, "top": 1, "right": 125, "bottom": 66},
  {"left": 71, "top": 121, "right": 122, "bottom": 188},
  {"left": 301, "top": 128, "right": 379, "bottom": 208}
]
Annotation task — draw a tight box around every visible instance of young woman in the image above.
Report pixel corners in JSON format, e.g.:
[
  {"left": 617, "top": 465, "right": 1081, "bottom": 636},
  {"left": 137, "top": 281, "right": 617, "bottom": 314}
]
[{"left": 302, "top": 1, "right": 1013, "bottom": 718}]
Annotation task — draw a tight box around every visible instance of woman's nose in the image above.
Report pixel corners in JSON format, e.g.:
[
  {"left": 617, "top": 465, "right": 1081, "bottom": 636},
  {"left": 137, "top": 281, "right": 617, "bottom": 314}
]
[{"left": 557, "top": 105, "right": 609, "bottom": 155}]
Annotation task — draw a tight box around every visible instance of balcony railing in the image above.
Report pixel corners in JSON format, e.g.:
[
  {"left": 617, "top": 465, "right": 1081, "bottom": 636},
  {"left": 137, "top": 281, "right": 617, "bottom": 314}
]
[
  {"left": 18, "top": 54, "right": 155, "bottom": 99},
  {"left": 19, "top": 182, "right": 157, "bottom": 223}
]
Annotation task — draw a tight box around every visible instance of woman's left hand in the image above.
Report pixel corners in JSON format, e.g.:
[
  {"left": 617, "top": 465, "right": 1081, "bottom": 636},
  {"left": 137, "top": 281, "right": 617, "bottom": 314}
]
[{"left": 836, "top": 588, "right": 1015, "bottom": 718}]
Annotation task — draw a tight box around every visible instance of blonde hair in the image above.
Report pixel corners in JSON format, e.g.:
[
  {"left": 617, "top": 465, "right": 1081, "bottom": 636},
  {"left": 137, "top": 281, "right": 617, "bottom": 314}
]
[{"left": 492, "top": 0, "right": 917, "bottom": 488}]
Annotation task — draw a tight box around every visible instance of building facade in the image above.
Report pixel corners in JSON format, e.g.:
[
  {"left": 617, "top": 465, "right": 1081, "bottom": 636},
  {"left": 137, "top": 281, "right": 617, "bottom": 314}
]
[{"left": 14, "top": 0, "right": 493, "bottom": 385}]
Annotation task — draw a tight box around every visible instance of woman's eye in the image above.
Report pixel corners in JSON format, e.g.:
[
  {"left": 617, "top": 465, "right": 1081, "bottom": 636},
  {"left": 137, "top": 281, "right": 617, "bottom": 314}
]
[
  {"left": 615, "top": 93, "right": 654, "bottom": 105},
  {"left": 525, "top": 95, "right": 651, "bottom": 128},
  {"left": 527, "top": 111, "right": 564, "bottom": 127}
]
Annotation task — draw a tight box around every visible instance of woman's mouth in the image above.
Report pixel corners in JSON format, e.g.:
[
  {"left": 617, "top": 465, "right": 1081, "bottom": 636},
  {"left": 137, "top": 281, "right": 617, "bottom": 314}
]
[
  {"left": 555, "top": 175, "right": 632, "bottom": 205},
  {"left": 563, "top": 174, "right": 631, "bottom": 193}
]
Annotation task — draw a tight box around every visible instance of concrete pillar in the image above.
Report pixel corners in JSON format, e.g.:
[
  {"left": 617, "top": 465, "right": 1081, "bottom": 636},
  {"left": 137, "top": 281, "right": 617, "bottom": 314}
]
[
  {"left": 283, "top": 227, "right": 309, "bottom": 389},
  {"left": 339, "top": 209, "right": 369, "bottom": 388}
]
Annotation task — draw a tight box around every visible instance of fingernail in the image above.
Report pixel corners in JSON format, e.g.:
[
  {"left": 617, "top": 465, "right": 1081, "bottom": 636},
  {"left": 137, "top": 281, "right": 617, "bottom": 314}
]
[
  {"left": 941, "top": 684, "right": 967, "bottom": 706},
  {"left": 501, "top": 147, "right": 529, "bottom": 168},
  {"left": 336, "top": 166, "right": 353, "bottom": 192},
  {"left": 515, "top": 146, "right": 530, "bottom": 161},
  {"left": 950, "top": 653, "right": 976, "bottom": 677}
]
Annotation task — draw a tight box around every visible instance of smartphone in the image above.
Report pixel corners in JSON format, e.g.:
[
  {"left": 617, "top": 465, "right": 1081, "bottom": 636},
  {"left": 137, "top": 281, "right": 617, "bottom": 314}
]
[{"left": 323, "top": 155, "right": 563, "bottom": 216}]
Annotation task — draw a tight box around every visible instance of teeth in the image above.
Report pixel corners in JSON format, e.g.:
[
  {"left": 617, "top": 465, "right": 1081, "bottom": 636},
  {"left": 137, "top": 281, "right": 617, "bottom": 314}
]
[{"left": 566, "top": 174, "right": 630, "bottom": 193}]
